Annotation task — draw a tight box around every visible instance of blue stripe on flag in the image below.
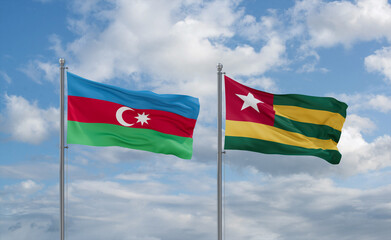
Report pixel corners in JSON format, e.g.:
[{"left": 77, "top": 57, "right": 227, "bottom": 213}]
[{"left": 67, "top": 72, "right": 200, "bottom": 120}]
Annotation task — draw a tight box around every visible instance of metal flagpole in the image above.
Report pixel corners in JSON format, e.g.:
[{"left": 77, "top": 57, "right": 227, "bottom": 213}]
[
  {"left": 217, "top": 63, "right": 223, "bottom": 240},
  {"left": 59, "top": 58, "right": 65, "bottom": 240}
]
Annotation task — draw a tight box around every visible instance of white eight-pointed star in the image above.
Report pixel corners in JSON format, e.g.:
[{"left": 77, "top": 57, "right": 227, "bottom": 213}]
[
  {"left": 135, "top": 112, "right": 151, "bottom": 126},
  {"left": 236, "top": 92, "right": 263, "bottom": 112}
]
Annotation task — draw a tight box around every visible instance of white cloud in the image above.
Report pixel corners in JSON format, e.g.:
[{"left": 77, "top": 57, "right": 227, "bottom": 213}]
[
  {"left": 0, "top": 70, "right": 12, "bottom": 83},
  {"left": 55, "top": 0, "right": 285, "bottom": 96},
  {"left": 334, "top": 93, "right": 391, "bottom": 114},
  {"left": 368, "top": 94, "right": 391, "bottom": 113},
  {"left": 295, "top": 0, "right": 391, "bottom": 48},
  {"left": 237, "top": 10, "right": 283, "bottom": 43},
  {"left": 365, "top": 46, "right": 391, "bottom": 83},
  {"left": 224, "top": 174, "right": 391, "bottom": 240},
  {"left": 19, "top": 60, "right": 58, "bottom": 83},
  {"left": 0, "top": 94, "right": 59, "bottom": 144},
  {"left": 0, "top": 162, "right": 61, "bottom": 180},
  {"left": 242, "top": 76, "right": 278, "bottom": 92},
  {"left": 4, "top": 180, "right": 43, "bottom": 196},
  {"left": 296, "top": 61, "right": 329, "bottom": 73},
  {"left": 2, "top": 169, "right": 391, "bottom": 240},
  {"left": 63, "top": 179, "right": 215, "bottom": 240},
  {"left": 337, "top": 114, "right": 391, "bottom": 175},
  {"left": 115, "top": 173, "right": 157, "bottom": 181},
  {"left": 289, "top": 0, "right": 391, "bottom": 81}
]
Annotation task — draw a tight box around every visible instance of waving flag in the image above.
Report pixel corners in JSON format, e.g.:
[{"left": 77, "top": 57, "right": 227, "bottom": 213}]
[
  {"left": 67, "top": 72, "right": 200, "bottom": 159},
  {"left": 224, "top": 76, "right": 347, "bottom": 164}
]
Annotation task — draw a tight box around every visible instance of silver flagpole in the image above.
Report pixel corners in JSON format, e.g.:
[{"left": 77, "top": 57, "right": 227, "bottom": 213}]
[
  {"left": 59, "top": 58, "right": 65, "bottom": 240},
  {"left": 217, "top": 63, "right": 223, "bottom": 240}
]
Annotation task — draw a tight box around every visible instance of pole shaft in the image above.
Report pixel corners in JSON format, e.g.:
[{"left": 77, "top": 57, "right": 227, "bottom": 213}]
[
  {"left": 59, "top": 58, "right": 65, "bottom": 240},
  {"left": 217, "top": 63, "right": 223, "bottom": 240}
]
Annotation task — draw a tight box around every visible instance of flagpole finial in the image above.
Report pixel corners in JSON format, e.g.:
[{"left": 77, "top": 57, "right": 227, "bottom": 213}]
[
  {"left": 217, "top": 63, "right": 223, "bottom": 72},
  {"left": 59, "top": 58, "right": 65, "bottom": 65}
]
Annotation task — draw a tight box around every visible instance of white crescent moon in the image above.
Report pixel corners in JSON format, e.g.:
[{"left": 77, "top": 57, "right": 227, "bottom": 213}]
[{"left": 116, "top": 106, "right": 134, "bottom": 127}]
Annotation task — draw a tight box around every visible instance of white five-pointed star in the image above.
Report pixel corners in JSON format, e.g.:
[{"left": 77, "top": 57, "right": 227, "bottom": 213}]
[
  {"left": 135, "top": 112, "right": 150, "bottom": 126},
  {"left": 236, "top": 92, "right": 263, "bottom": 112}
]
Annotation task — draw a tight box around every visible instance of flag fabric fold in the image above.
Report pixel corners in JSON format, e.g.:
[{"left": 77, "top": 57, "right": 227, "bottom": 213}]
[
  {"left": 224, "top": 75, "right": 347, "bottom": 164},
  {"left": 67, "top": 72, "right": 200, "bottom": 159}
]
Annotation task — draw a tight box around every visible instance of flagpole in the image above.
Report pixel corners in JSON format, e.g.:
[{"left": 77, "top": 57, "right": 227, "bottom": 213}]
[
  {"left": 59, "top": 58, "right": 65, "bottom": 240},
  {"left": 217, "top": 63, "right": 223, "bottom": 240}
]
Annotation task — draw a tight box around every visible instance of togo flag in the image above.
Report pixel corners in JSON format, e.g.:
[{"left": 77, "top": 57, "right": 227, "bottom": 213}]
[
  {"left": 67, "top": 72, "right": 200, "bottom": 159},
  {"left": 224, "top": 76, "right": 347, "bottom": 164}
]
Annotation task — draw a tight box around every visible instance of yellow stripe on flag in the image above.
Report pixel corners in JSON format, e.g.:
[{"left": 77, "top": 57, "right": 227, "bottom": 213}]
[
  {"left": 225, "top": 120, "right": 339, "bottom": 151},
  {"left": 274, "top": 105, "right": 346, "bottom": 131}
]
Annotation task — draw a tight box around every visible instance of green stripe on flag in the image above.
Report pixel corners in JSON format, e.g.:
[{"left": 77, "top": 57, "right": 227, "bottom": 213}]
[
  {"left": 224, "top": 136, "right": 341, "bottom": 164},
  {"left": 273, "top": 115, "right": 342, "bottom": 142},
  {"left": 67, "top": 121, "right": 194, "bottom": 159},
  {"left": 274, "top": 94, "right": 347, "bottom": 118}
]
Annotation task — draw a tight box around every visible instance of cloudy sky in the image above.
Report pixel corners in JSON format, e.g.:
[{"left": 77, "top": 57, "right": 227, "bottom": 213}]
[{"left": 1, "top": 0, "right": 391, "bottom": 239}]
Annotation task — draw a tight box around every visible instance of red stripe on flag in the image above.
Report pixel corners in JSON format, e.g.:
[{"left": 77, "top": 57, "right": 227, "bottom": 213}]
[
  {"left": 68, "top": 96, "right": 197, "bottom": 138},
  {"left": 225, "top": 76, "right": 275, "bottom": 126}
]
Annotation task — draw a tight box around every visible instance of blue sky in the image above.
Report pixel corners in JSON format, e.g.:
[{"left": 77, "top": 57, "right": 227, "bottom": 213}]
[{"left": 1, "top": 0, "right": 391, "bottom": 239}]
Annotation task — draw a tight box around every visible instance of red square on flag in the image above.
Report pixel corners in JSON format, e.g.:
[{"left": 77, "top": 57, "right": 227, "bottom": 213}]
[{"left": 225, "top": 75, "right": 275, "bottom": 126}]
